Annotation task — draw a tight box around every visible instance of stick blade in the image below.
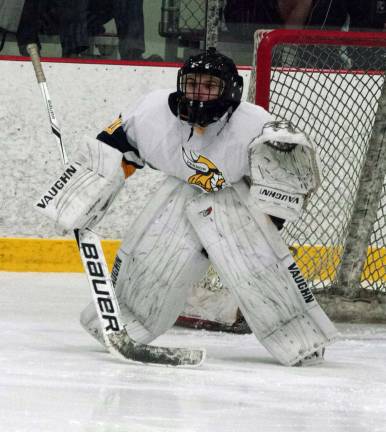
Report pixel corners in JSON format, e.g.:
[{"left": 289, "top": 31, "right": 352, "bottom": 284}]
[{"left": 106, "top": 330, "right": 206, "bottom": 367}]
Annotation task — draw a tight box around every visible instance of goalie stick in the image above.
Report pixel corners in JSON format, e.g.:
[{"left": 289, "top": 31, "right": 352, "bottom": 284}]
[{"left": 26, "top": 44, "right": 205, "bottom": 367}]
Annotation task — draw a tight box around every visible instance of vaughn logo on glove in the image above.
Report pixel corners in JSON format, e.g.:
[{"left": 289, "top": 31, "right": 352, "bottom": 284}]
[
  {"left": 254, "top": 185, "right": 304, "bottom": 221},
  {"left": 36, "top": 164, "right": 78, "bottom": 209},
  {"left": 259, "top": 187, "right": 301, "bottom": 205}
]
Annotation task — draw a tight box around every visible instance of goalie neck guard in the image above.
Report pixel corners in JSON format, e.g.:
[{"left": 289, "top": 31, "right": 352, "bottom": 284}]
[{"left": 168, "top": 47, "right": 244, "bottom": 127}]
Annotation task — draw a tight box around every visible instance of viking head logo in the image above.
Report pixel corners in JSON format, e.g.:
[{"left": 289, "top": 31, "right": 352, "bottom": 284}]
[{"left": 182, "top": 148, "right": 226, "bottom": 192}]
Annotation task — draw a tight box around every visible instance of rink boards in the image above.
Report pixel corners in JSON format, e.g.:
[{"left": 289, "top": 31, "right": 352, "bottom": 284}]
[
  {"left": 0, "top": 57, "right": 385, "bottom": 282},
  {"left": 1, "top": 237, "right": 385, "bottom": 283}
]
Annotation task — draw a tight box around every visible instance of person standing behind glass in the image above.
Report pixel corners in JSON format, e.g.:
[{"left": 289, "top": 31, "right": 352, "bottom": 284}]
[
  {"left": 88, "top": 0, "right": 145, "bottom": 60},
  {"left": 15, "top": 0, "right": 146, "bottom": 59},
  {"left": 223, "top": 0, "right": 381, "bottom": 42},
  {"left": 15, "top": 0, "right": 89, "bottom": 57}
]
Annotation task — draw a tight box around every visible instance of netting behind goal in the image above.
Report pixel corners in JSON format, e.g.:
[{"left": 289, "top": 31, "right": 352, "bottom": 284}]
[{"left": 249, "top": 29, "right": 386, "bottom": 297}]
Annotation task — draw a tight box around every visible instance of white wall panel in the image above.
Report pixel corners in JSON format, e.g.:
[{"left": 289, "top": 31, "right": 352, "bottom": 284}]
[{"left": 0, "top": 59, "right": 251, "bottom": 238}]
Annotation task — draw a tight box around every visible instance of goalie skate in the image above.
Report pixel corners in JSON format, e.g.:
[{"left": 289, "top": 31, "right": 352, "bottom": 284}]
[
  {"left": 295, "top": 347, "right": 325, "bottom": 367},
  {"left": 176, "top": 309, "right": 252, "bottom": 334}
]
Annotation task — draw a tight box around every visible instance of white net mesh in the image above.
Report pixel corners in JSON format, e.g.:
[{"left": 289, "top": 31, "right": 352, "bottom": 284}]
[{"left": 249, "top": 29, "right": 386, "bottom": 295}]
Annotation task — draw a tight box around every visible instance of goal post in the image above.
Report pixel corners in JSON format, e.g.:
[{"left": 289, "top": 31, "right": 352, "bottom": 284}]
[{"left": 249, "top": 29, "right": 386, "bottom": 299}]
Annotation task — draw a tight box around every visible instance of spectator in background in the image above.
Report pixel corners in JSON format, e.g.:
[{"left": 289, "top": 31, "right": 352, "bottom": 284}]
[
  {"left": 16, "top": 0, "right": 89, "bottom": 57},
  {"left": 222, "top": 0, "right": 386, "bottom": 67},
  {"left": 0, "top": 0, "right": 25, "bottom": 35},
  {"left": 15, "top": 0, "right": 151, "bottom": 60},
  {"left": 88, "top": 0, "right": 146, "bottom": 60},
  {"left": 223, "top": 0, "right": 384, "bottom": 43},
  {"left": 56, "top": 0, "right": 89, "bottom": 57},
  {"left": 16, "top": 0, "right": 40, "bottom": 56},
  {"left": 370, "top": 0, "right": 386, "bottom": 29}
]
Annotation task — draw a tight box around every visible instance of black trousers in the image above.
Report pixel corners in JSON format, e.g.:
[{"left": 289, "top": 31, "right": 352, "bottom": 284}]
[{"left": 16, "top": 0, "right": 144, "bottom": 59}]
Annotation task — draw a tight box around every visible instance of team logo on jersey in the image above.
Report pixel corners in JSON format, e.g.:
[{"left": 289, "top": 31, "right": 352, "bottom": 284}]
[
  {"left": 199, "top": 206, "right": 213, "bottom": 217},
  {"left": 182, "top": 149, "right": 226, "bottom": 192},
  {"left": 104, "top": 117, "right": 122, "bottom": 135}
]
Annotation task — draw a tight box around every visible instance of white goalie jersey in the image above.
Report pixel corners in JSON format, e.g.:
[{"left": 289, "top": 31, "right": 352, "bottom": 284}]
[{"left": 104, "top": 89, "right": 274, "bottom": 191}]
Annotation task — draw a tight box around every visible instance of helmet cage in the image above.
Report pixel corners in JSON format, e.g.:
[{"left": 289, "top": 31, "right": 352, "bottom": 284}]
[
  {"left": 175, "top": 48, "right": 244, "bottom": 127},
  {"left": 179, "top": 72, "right": 225, "bottom": 102}
]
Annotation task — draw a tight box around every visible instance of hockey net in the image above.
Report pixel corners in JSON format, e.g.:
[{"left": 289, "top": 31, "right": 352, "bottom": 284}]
[
  {"left": 248, "top": 30, "right": 386, "bottom": 299},
  {"left": 178, "top": 29, "right": 386, "bottom": 329}
]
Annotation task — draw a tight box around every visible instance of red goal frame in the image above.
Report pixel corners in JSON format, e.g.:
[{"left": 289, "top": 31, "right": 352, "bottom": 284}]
[{"left": 254, "top": 29, "right": 386, "bottom": 110}]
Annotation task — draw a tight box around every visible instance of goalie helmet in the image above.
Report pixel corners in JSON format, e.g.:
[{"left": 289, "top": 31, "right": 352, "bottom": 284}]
[{"left": 168, "top": 47, "right": 244, "bottom": 127}]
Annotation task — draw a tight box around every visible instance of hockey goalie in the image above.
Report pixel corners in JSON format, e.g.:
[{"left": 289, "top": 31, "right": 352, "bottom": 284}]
[{"left": 36, "top": 47, "right": 338, "bottom": 366}]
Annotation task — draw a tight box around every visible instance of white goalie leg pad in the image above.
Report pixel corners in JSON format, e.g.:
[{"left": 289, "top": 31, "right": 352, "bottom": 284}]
[
  {"left": 186, "top": 182, "right": 338, "bottom": 366},
  {"left": 80, "top": 177, "right": 209, "bottom": 344},
  {"left": 35, "top": 136, "right": 125, "bottom": 232}
]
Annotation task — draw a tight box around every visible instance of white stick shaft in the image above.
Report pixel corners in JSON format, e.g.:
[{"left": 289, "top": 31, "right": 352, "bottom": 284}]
[
  {"left": 39, "top": 82, "right": 68, "bottom": 165},
  {"left": 26, "top": 43, "right": 68, "bottom": 166},
  {"left": 76, "top": 229, "right": 125, "bottom": 341}
]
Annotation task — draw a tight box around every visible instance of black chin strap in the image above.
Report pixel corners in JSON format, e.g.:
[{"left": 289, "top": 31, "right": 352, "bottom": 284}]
[
  {"left": 187, "top": 108, "right": 233, "bottom": 141},
  {"left": 216, "top": 109, "right": 233, "bottom": 136},
  {"left": 188, "top": 126, "right": 194, "bottom": 141}
]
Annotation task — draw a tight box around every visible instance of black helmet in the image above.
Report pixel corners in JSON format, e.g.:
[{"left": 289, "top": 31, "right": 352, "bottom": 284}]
[{"left": 168, "top": 47, "right": 244, "bottom": 127}]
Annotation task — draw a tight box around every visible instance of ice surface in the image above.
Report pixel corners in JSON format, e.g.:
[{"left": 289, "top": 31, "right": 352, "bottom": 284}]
[{"left": 0, "top": 272, "right": 386, "bottom": 432}]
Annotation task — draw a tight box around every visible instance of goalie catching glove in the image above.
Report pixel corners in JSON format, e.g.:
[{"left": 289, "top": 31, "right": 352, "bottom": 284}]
[
  {"left": 35, "top": 136, "right": 126, "bottom": 232},
  {"left": 248, "top": 120, "right": 322, "bottom": 221}
]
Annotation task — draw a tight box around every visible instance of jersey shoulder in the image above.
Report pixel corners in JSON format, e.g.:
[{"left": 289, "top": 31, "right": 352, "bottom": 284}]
[
  {"left": 122, "top": 88, "right": 173, "bottom": 120},
  {"left": 228, "top": 101, "right": 273, "bottom": 138},
  {"left": 235, "top": 101, "right": 272, "bottom": 121}
]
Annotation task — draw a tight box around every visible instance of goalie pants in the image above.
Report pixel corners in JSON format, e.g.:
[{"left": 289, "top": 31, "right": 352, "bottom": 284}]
[{"left": 80, "top": 177, "right": 338, "bottom": 365}]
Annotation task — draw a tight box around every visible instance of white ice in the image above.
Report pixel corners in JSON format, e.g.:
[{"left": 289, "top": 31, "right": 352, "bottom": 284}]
[{"left": 1, "top": 272, "right": 385, "bottom": 432}]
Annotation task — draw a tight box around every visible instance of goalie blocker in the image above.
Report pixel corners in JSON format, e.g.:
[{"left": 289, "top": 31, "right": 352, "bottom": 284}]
[{"left": 35, "top": 136, "right": 125, "bottom": 233}]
